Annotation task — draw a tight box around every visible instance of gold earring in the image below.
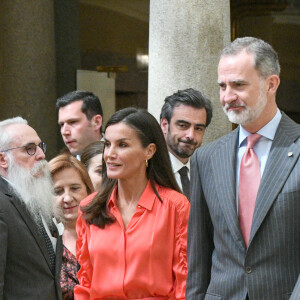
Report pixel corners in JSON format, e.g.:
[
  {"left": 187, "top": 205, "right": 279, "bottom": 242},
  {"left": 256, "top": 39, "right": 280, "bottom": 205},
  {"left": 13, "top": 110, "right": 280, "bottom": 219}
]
[{"left": 145, "top": 159, "right": 148, "bottom": 167}]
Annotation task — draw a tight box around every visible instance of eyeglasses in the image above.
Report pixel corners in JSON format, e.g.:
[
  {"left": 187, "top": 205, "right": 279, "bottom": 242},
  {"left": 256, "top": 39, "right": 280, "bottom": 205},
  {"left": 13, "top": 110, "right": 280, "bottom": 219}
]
[{"left": 1, "top": 142, "right": 47, "bottom": 156}]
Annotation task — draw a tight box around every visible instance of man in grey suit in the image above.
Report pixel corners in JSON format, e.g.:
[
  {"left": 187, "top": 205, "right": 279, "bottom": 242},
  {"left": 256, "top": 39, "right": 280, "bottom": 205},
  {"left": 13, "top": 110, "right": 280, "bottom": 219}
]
[
  {"left": 187, "top": 37, "right": 300, "bottom": 299},
  {"left": 0, "top": 117, "right": 62, "bottom": 299}
]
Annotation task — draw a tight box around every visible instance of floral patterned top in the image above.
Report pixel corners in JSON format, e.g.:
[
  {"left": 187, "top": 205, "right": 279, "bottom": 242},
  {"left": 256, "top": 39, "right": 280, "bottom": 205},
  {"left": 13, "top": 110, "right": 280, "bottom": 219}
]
[{"left": 61, "top": 245, "right": 79, "bottom": 300}]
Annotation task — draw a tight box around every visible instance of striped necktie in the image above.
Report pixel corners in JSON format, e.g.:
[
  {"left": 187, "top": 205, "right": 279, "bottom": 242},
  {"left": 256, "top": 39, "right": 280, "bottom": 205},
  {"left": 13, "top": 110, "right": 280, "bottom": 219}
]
[{"left": 37, "top": 215, "right": 56, "bottom": 274}]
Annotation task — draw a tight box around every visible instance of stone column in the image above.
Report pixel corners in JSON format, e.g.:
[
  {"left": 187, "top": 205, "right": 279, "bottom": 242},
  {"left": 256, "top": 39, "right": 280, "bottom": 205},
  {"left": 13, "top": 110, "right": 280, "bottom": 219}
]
[
  {"left": 148, "top": 0, "right": 231, "bottom": 143},
  {"left": 0, "top": 1, "right": 57, "bottom": 158}
]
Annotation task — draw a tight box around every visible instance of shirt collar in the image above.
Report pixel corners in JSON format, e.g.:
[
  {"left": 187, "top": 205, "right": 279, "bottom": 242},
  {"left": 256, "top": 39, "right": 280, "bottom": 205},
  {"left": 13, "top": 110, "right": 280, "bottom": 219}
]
[
  {"left": 75, "top": 137, "right": 104, "bottom": 161},
  {"left": 1, "top": 175, "right": 11, "bottom": 184},
  {"left": 169, "top": 151, "right": 190, "bottom": 173},
  {"left": 238, "top": 109, "right": 282, "bottom": 147},
  {"left": 108, "top": 186, "right": 118, "bottom": 209},
  {"left": 108, "top": 180, "right": 157, "bottom": 211}
]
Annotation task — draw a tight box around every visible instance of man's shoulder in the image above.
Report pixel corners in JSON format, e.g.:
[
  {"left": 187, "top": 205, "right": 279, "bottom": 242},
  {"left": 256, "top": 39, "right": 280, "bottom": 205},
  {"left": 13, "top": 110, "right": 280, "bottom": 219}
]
[
  {"left": 195, "top": 128, "right": 238, "bottom": 157},
  {"left": 0, "top": 176, "right": 9, "bottom": 191},
  {"left": 277, "top": 112, "right": 300, "bottom": 142},
  {"left": 0, "top": 177, "right": 12, "bottom": 206},
  {"left": 0, "top": 178, "right": 22, "bottom": 214}
]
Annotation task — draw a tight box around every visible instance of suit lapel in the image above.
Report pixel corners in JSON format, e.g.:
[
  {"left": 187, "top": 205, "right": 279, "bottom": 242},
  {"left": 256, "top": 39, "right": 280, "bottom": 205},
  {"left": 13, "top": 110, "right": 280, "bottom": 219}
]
[
  {"left": 211, "top": 128, "right": 246, "bottom": 250},
  {"left": 8, "top": 191, "right": 53, "bottom": 273},
  {"left": 250, "top": 114, "right": 300, "bottom": 244}
]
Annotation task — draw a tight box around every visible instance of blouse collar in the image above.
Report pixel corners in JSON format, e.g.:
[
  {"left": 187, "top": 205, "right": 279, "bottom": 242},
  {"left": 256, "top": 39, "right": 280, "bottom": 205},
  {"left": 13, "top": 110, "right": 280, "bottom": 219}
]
[{"left": 108, "top": 180, "right": 157, "bottom": 211}]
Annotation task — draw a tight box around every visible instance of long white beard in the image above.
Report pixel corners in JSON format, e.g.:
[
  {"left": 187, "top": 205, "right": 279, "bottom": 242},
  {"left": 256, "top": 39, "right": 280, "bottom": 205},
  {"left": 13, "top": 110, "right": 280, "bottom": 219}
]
[{"left": 6, "top": 155, "right": 55, "bottom": 229}]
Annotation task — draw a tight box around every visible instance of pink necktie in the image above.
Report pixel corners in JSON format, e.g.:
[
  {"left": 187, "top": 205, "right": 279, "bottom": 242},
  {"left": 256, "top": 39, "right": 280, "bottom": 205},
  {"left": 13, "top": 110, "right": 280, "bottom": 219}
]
[{"left": 239, "top": 133, "right": 262, "bottom": 247}]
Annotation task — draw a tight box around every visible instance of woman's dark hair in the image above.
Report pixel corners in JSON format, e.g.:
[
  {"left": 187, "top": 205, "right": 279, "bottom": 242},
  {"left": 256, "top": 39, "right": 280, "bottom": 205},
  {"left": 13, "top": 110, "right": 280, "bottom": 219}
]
[
  {"left": 81, "top": 141, "right": 105, "bottom": 170},
  {"left": 81, "top": 107, "right": 180, "bottom": 228}
]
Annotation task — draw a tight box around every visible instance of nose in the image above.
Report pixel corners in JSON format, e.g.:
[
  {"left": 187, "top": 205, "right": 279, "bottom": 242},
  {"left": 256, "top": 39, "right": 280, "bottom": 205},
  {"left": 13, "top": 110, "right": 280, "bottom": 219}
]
[
  {"left": 35, "top": 146, "right": 45, "bottom": 160},
  {"left": 185, "top": 127, "right": 195, "bottom": 140},
  {"left": 222, "top": 86, "right": 238, "bottom": 104},
  {"left": 104, "top": 144, "right": 116, "bottom": 160},
  {"left": 61, "top": 124, "right": 70, "bottom": 136},
  {"left": 63, "top": 191, "right": 73, "bottom": 203}
]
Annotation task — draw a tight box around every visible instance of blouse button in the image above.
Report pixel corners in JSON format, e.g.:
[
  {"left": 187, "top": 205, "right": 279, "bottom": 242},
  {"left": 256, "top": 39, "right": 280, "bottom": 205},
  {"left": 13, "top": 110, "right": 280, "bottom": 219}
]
[{"left": 137, "top": 205, "right": 141, "bottom": 208}]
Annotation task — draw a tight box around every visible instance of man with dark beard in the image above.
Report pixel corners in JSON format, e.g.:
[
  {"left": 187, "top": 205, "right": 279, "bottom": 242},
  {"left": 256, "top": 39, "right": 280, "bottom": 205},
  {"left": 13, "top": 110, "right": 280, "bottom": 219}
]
[
  {"left": 160, "top": 88, "right": 213, "bottom": 199},
  {"left": 0, "top": 117, "right": 62, "bottom": 300}
]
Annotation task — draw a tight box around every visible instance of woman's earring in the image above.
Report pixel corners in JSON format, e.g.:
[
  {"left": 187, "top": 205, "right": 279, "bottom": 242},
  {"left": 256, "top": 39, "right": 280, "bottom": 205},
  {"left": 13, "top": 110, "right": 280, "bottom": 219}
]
[{"left": 145, "top": 159, "right": 148, "bottom": 167}]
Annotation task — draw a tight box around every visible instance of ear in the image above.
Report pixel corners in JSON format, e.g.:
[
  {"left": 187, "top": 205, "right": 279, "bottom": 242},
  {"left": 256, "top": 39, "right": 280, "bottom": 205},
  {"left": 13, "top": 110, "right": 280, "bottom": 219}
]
[
  {"left": 266, "top": 74, "right": 280, "bottom": 96},
  {"left": 145, "top": 143, "right": 156, "bottom": 160},
  {"left": 91, "top": 115, "right": 103, "bottom": 131},
  {"left": 0, "top": 152, "right": 9, "bottom": 174},
  {"left": 160, "top": 118, "right": 169, "bottom": 136}
]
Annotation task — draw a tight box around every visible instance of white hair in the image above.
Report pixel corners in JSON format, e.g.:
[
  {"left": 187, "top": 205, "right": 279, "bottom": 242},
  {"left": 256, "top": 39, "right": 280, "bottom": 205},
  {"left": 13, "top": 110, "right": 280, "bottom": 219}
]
[
  {"left": 6, "top": 152, "right": 55, "bottom": 229},
  {"left": 221, "top": 37, "right": 280, "bottom": 78},
  {"left": 0, "top": 117, "right": 28, "bottom": 150}
]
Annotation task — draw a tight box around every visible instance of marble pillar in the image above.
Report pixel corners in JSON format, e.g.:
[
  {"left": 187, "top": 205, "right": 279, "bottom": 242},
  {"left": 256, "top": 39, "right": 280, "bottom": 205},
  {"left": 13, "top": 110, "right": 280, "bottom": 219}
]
[
  {"left": 148, "top": 0, "right": 232, "bottom": 143},
  {"left": 0, "top": 1, "right": 57, "bottom": 158}
]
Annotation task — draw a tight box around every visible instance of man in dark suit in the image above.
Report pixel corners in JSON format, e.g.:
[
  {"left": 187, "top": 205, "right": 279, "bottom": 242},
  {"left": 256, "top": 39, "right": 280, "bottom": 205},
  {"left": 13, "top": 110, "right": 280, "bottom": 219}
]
[
  {"left": 160, "top": 88, "right": 213, "bottom": 199},
  {"left": 186, "top": 37, "right": 300, "bottom": 299},
  {"left": 0, "top": 117, "right": 62, "bottom": 300}
]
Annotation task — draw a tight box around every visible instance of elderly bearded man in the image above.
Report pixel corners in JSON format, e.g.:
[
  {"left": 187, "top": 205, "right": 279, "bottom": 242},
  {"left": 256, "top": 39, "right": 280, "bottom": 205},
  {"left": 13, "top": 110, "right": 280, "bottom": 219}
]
[{"left": 0, "top": 117, "right": 62, "bottom": 300}]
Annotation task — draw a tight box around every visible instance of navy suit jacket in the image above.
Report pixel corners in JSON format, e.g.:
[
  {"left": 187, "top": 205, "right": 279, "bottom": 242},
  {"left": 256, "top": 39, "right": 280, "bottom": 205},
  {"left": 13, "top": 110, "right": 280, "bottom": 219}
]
[
  {"left": 186, "top": 113, "right": 300, "bottom": 299},
  {"left": 0, "top": 176, "right": 62, "bottom": 300}
]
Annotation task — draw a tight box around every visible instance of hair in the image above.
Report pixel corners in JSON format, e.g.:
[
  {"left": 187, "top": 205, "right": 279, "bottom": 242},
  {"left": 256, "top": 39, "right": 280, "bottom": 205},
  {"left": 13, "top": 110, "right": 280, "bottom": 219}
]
[
  {"left": 0, "top": 117, "right": 28, "bottom": 151},
  {"left": 160, "top": 88, "right": 213, "bottom": 127},
  {"left": 49, "top": 153, "right": 94, "bottom": 196},
  {"left": 221, "top": 37, "right": 280, "bottom": 78},
  {"left": 81, "top": 141, "right": 105, "bottom": 171},
  {"left": 56, "top": 90, "right": 103, "bottom": 132},
  {"left": 81, "top": 107, "right": 180, "bottom": 228}
]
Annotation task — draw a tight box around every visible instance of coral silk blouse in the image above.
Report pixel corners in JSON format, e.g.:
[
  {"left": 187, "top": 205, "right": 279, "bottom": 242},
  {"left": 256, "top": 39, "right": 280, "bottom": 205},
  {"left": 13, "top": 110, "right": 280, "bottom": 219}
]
[{"left": 74, "top": 181, "right": 190, "bottom": 300}]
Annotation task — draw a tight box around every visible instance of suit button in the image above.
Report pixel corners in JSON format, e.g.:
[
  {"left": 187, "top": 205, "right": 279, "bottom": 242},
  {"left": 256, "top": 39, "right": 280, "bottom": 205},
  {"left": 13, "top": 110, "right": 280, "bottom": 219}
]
[{"left": 246, "top": 266, "right": 252, "bottom": 273}]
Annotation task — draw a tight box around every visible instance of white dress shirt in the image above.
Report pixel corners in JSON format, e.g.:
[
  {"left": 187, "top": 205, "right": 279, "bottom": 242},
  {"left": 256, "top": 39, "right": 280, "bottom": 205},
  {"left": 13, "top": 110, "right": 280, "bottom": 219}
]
[{"left": 169, "top": 151, "right": 190, "bottom": 192}]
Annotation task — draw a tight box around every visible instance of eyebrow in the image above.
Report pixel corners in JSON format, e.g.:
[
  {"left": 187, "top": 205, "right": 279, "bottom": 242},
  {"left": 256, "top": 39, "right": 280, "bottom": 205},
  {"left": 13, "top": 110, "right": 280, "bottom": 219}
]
[
  {"left": 218, "top": 79, "right": 248, "bottom": 85},
  {"left": 104, "top": 138, "right": 131, "bottom": 142},
  {"left": 70, "top": 183, "right": 82, "bottom": 186},
  {"left": 176, "top": 120, "right": 206, "bottom": 128},
  {"left": 58, "top": 117, "right": 80, "bottom": 124},
  {"left": 231, "top": 79, "right": 248, "bottom": 84}
]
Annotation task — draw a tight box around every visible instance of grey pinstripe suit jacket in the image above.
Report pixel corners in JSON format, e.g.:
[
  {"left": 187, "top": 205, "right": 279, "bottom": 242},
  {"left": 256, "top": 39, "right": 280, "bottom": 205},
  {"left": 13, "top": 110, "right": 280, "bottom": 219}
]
[{"left": 186, "top": 113, "right": 300, "bottom": 300}]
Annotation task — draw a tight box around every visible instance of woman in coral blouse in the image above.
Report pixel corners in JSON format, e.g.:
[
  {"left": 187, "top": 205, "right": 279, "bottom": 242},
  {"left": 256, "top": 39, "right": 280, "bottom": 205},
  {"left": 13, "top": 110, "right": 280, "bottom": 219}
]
[{"left": 74, "top": 108, "right": 190, "bottom": 300}]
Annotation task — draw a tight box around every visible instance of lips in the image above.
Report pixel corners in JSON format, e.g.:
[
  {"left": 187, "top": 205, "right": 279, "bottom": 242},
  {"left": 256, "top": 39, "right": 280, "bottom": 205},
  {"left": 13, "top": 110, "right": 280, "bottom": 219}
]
[
  {"left": 106, "top": 162, "right": 121, "bottom": 168},
  {"left": 224, "top": 103, "right": 246, "bottom": 111},
  {"left": 63, "top": 205, "right": 78, "bottom": 211},
  {"left": 65, "top": 140, "right": 76, "bottom": 145},
  {"left": 179, "top": 140, "right": 197, "bottom": 146}
]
